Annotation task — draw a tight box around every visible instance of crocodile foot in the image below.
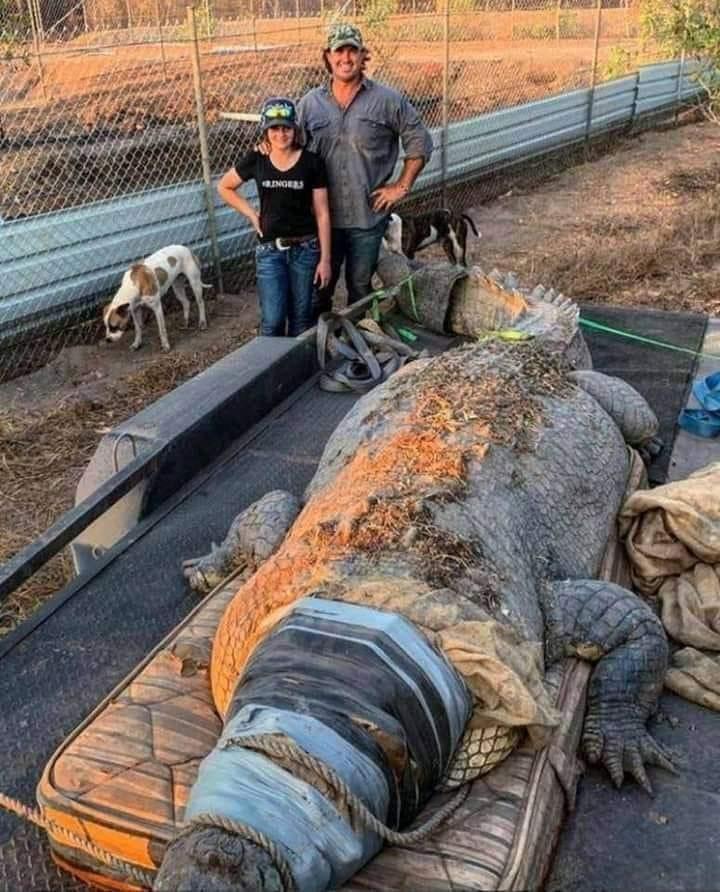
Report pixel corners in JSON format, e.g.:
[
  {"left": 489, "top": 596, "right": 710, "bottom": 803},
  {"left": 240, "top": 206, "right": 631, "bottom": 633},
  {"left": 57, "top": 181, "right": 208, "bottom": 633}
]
[
  {"left": 181, "top": 490, "right": 301, "bottom": 594},
  {"left": 543, "top": 578, "right": 677, "bottom": 795},
  {"left": 582, "top": 704, "right": 678, "bottom": 794}
]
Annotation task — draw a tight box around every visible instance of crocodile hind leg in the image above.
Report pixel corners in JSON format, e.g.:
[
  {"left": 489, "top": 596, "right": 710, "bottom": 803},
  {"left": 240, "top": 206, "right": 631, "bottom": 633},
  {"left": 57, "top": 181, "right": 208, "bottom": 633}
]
[
  {"left": 568, "top": 370, "right": 660, "bottom": 448},
  {"left": 542, "top": 578, "right": 676, "bottom": 794},
  {"left": 182, "top": 490, "right": 301, "bottom": 594}
]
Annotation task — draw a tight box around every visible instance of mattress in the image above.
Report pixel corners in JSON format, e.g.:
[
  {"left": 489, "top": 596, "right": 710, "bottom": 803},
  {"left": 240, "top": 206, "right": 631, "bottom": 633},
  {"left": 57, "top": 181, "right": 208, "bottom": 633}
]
[{"left": 38, "top": 484, "right": 636, "bottom": 892}]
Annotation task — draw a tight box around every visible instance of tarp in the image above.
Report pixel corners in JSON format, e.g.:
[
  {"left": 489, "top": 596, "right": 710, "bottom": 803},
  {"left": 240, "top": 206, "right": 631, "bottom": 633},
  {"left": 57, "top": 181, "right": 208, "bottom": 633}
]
[{"left": 620, "top": 461, "right": 720, "bottom": 711}]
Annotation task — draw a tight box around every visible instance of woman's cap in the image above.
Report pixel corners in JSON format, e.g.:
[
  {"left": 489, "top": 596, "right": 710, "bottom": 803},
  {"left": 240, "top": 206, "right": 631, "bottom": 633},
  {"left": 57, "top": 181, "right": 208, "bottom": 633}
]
[{"left": 260, "top": 97, "right": 298, "bottom": 131}]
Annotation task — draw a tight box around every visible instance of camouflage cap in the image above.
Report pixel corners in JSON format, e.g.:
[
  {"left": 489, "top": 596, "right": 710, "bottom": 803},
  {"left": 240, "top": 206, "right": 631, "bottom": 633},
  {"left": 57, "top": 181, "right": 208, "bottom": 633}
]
[{"left": 327, "top": 22, "right": 364, "bottom": 51}]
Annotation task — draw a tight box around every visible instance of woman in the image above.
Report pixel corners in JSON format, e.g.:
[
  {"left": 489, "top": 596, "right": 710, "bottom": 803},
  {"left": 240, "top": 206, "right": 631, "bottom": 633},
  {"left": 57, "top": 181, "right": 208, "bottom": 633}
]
[{"left": 218, "top": 97, "right": 331, "bottom": 337}]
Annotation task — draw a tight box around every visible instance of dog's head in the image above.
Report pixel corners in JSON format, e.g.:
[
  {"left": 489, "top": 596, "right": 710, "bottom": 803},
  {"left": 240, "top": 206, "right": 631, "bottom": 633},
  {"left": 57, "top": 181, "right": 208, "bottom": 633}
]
[
  {"left": 383, "top": 212, "right": 404, "bottom": 256},
  {"left": 102, "top": 301, "right": 132, "bottom": 342},
  {"left": 103, "top": 263, "right": 158, "bottom": 343}
]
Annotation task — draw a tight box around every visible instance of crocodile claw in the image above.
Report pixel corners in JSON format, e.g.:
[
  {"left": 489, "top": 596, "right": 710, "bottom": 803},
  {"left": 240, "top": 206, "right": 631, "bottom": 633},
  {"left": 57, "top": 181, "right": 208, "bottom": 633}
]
[{"left": 583, "top": 720, "right": 678, "bottom": 795}]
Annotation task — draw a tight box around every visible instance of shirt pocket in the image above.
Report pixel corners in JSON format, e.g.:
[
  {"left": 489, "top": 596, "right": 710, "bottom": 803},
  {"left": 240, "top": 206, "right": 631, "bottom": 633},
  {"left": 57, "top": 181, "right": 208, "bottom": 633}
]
[
  {"left": 304, "top": 116, "right": 332, "bottom": 152},
  {"left": 356, "top": 116, "right": 394, "bottom": 155}
]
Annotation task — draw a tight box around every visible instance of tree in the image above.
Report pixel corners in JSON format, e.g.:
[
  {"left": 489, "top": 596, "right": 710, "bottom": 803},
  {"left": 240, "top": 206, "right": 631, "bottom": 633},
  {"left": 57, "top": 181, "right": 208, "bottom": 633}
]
[{"left": 641, "top": 0, "right": 720, "bottom": 122}]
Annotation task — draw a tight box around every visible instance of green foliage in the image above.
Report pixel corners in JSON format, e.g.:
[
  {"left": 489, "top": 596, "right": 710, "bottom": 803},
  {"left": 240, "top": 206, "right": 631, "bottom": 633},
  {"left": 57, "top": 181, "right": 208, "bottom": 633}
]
[
  {"left": 640, "top": 0, "right": 720, "bottom": 120},
  {"left": 512, "top": 22, "right": 554, "bottom": 39},
  {"left": 362, "top": 0, "right": 396, "bottom": 33},
  {"left": 0, "top": 0, "right": 31, "bottom": 53},
  {"left": 511, "top": 12, "right": 593, "bottom": 42},
  {"left": 603, "top": 45, "right": 637, "bottom": 80}
]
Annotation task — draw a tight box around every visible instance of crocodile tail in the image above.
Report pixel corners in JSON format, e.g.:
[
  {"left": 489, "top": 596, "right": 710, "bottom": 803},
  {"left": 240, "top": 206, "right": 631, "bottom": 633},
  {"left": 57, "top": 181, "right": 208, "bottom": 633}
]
[{"left": 519, "top": 278, "right": 593, "bottom": 369}]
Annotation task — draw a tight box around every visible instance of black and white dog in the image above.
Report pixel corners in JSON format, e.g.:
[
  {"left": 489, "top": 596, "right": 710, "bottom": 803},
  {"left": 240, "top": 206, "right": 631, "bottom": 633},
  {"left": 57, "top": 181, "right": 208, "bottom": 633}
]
[{"left": 383, "top": 208, "right": 480, "bottom": 266}]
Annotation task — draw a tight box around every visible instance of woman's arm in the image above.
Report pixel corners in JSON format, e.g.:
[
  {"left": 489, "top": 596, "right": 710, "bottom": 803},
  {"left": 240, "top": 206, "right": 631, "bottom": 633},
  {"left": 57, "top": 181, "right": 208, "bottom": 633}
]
[
  {"left": 312, "top": 187, "right": 331, "bottom": 288},
  {"left": 217, "top": 168, "right": 263, "bottom": 237}
]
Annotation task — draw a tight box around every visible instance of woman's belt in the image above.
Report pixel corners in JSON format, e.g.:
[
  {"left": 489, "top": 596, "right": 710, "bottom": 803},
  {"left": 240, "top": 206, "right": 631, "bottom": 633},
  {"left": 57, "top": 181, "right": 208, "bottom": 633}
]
[{"left": 272, "top": 234, "right": 316, "bottom": 250}]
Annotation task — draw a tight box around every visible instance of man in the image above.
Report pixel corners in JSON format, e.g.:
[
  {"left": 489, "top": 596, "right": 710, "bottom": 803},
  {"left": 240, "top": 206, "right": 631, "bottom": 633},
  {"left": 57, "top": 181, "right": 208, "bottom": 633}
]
[{"left": 297, "top": 23, "right": 433, "bottom": 316}]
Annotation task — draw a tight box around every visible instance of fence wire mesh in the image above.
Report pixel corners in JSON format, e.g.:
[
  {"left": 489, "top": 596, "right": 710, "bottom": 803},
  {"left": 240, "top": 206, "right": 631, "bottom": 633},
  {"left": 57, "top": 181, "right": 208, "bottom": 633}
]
[{"left": 0, "top": 0, "right": 676, "bottom": 383}]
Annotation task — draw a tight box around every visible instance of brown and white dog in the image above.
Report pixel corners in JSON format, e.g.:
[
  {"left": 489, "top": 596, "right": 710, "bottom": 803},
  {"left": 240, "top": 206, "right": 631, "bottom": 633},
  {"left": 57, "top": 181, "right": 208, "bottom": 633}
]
[
  {"left": 103, "top": 245, "right": 210, "bottom": 352},
  {"left": 382, "top": 208, "right": 480, "bottom": 266}
]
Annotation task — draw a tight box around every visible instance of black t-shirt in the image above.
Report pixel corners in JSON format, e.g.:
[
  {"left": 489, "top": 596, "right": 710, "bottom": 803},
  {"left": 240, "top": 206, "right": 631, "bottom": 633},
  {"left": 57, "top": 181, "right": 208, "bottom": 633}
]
[{"left": 233, "top": 148, "right": 327, "bottom": 242}]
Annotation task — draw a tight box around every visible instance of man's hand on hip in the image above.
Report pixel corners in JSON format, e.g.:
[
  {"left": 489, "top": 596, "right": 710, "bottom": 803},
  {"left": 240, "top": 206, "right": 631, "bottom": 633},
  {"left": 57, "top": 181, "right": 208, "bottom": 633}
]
[{"left": 370, "top": 182, "right": 408, "bottom": 213}]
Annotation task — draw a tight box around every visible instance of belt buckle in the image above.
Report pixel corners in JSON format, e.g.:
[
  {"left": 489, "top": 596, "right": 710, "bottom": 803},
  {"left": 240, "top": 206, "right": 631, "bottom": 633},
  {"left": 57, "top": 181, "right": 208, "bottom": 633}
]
[{"left": 275, "top": 237, "right": 291, "bottom": 251}]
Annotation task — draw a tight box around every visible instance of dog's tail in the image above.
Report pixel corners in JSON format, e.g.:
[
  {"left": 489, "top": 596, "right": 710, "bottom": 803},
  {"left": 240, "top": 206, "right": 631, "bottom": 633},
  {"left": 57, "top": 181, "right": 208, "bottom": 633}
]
[{"left": 461, "top": 213, "right": 480, "bottom": 238}]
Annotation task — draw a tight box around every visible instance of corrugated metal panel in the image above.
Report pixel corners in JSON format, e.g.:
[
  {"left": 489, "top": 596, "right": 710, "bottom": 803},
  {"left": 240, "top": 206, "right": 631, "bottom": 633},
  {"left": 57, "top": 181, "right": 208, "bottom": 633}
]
[{"left": 0, "top": 59, "right": 704, "bottom": 342}]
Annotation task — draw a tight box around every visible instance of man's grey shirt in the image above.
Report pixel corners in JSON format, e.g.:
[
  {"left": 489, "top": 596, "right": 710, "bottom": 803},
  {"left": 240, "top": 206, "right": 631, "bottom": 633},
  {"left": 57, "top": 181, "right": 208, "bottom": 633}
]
[{"left": 297, "top": 78, "right": 433, "bottom": 230}]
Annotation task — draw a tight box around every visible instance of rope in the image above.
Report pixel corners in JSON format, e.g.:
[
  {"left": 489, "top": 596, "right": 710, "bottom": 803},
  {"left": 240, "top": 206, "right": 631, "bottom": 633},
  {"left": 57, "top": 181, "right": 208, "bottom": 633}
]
[
  {"left": 180, "top": 812, "right": 297, "bottom": 892},
  {"left": 0, "top": 790, "right": 156, "bottom": 888},
  {"left": 226, "top": 734, "right": 470, "bottom": 846},
  {"left": 579, "top": 317, "right": 720, "bottom": 361}
]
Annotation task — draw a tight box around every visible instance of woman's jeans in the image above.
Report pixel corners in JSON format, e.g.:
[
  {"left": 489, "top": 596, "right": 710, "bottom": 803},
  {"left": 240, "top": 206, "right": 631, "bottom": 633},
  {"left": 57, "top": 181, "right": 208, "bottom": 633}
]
[{"left": 255, "top": 237, "right": 319, "bottom": 337}]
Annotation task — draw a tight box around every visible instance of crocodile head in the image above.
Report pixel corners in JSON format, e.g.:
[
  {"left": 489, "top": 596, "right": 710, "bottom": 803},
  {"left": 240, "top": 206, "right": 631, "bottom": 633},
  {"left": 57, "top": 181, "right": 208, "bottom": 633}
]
[{"left": 154, "top": 826, "right": 284, "bottom": 892}]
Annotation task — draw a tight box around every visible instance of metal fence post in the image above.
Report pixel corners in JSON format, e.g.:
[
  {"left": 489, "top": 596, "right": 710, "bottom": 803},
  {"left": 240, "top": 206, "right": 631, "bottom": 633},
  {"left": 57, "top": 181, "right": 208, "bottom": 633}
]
[
  {"left": 584, "top": 0, "right": 603, "bottom": 148},
  {"left": 674, "top": 8, "right": 689, "bottom": 127},
  {"left": 441, "top": 0, "right": 450, "bottom": 207},
  {"left": 188, "top": 6, "right": 226, "bottom": 294},
  {"left": 555, "top": 0, "right": 562, "bottom": 43},
  {"left": 154, "top": 0, "right": 169, "bottom": 80},
  {"left": 32, "top": 0, "right": 44, "bottom": 41},
  {"left": 26, "top": 0, "right": 47, "bottom": 99},
  {"left": 674, "top": 49, "right": 687, "bottom": 125}
]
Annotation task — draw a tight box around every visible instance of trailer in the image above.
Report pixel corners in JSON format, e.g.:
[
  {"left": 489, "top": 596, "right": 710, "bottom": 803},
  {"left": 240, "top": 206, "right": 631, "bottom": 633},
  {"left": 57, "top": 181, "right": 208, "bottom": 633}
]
[{"left": 1, "top": 298, "right": 719, "bottom": 891}]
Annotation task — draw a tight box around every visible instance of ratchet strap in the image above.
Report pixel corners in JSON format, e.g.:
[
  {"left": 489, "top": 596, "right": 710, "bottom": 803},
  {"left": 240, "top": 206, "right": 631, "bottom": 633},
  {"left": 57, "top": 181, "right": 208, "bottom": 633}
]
[{"left": 316, "top": 312, "right": 420, "bottom": 393}]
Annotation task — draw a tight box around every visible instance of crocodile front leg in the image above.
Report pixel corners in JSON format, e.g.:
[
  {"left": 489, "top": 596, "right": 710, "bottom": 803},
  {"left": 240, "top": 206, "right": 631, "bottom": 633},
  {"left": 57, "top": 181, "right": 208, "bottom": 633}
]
[
  {"left": 542, "top": 579, "right": 676, "bottom": 794},
  {"left": 182, "top": 490, "right": 300, "bottom": 593}
]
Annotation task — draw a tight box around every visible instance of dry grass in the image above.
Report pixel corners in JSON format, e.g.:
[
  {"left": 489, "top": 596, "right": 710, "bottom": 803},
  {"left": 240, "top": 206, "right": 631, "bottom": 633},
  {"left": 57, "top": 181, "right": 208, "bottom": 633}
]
[
  {"left": 538, "top": 181, "right": 720, "bottom": 308},
  {"left": 474, "top": 124, "right": 720, "bottom": 318},
  {"left": 0, "top": 323, "right": 255, "bottom": 638}
]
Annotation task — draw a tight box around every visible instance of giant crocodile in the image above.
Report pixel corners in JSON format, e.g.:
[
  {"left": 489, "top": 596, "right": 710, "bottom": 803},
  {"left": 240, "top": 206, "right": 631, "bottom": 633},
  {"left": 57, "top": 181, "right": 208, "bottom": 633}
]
[{"left": 155, "top": 261, "right": 674, "bottom": 892}]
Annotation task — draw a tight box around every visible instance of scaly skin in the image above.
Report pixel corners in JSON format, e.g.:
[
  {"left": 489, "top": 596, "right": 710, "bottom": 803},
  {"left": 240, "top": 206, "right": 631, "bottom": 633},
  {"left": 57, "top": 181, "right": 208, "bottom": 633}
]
[
  {"left": 159, "top": 321, "right": 670, "bottom": 891},
  {"left": 543, "top": 579, "right": 675, "bottom": 794},
  {"left": 182, "top": 490, "right": 300, "bottom": 593}
]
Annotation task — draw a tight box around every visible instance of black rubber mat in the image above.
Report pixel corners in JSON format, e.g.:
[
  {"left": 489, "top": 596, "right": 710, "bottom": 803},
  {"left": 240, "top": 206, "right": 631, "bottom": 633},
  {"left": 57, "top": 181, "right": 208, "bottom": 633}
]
[
  {"left": 579, "top": 303, "right": 707, "bottom": 484},
  {"left": 0, "top": 308, "right": 707, "bottom": 891},
  {"left": 547, "top": 690, "right": 720, "bottom": 892}
]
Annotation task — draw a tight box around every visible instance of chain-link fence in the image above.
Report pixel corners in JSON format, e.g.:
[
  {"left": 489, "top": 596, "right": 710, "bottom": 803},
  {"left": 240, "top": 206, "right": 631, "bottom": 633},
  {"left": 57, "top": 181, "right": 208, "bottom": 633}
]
[{"left": 0, "top": 0, "right": 679, "bottom": 381}]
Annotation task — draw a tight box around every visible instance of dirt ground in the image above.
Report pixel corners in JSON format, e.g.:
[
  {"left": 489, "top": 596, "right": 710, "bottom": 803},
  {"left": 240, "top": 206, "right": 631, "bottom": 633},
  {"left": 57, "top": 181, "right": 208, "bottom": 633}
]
[
  {"left": 469, "top": 118, "right": 720, "bottom": 316},
  {"left": 1, "top": 117, "right": 719, "bottom": 637},
  {"left": 0, "top": 292, "right": 258, "bottom": 635}
]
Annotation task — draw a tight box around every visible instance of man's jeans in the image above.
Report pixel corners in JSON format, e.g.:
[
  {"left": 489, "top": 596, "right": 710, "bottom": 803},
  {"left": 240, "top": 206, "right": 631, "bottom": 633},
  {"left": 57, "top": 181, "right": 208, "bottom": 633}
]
[
  {"left": 314, "top": 218, "right": 389, "bottom": 317},
  {"left": 255, "top": 238, "right": 319, "bottom": 337}
]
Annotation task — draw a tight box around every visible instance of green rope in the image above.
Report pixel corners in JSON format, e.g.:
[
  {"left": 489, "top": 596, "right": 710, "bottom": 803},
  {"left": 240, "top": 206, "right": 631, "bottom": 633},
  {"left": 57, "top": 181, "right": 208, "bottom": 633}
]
[
  {"left": 369, "top": 271, "right": 421, "bottom": 341},
  {"left": 406, "top": 275, "right": 420, "bottom": 322},
  {"left": 580, "top": 317, "right": 720, "bottom": 362}
]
